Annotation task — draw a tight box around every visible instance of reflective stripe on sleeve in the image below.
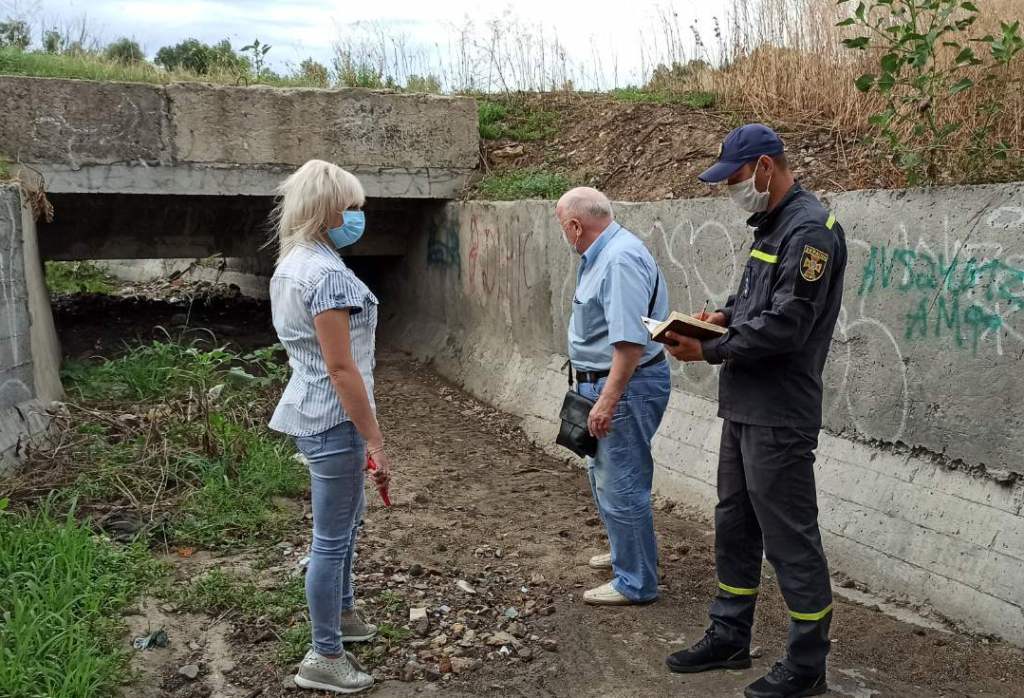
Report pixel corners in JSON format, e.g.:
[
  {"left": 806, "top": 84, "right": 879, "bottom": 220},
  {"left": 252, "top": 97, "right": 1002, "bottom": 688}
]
[{"left": 750, "top": 249, "right": 778, "bottom": 264}]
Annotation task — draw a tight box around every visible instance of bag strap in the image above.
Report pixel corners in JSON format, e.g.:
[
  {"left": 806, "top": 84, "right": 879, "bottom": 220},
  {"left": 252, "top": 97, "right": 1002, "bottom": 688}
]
[{"left": 648, "top": 270, "right": 661, "bottom": 318}]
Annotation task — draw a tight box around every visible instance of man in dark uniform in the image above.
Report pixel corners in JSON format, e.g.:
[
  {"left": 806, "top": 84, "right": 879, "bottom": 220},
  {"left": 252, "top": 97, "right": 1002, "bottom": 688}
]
[{"left": 662, "top": 124, "right": 847, "bottom": 698}]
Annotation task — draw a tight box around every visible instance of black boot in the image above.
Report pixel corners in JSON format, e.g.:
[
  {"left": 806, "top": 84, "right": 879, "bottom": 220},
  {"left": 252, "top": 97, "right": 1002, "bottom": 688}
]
[
  {"left": 744, "top": 661, "right": 827, "bottom": 698},
  {"left": 665, "top": 628, "right": 751, "bottom": 674}
]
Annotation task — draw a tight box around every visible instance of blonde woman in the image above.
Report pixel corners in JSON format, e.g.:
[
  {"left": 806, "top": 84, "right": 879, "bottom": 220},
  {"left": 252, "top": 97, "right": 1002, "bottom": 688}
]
[{"left": 268, "top": 159, "right": 391, "bottom": 694}]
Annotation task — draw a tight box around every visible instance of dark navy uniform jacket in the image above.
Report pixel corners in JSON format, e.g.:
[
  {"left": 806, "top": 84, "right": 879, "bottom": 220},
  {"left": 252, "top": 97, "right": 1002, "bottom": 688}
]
[{"left": 701, "top": 184, "right": 847, "bottom": 428}]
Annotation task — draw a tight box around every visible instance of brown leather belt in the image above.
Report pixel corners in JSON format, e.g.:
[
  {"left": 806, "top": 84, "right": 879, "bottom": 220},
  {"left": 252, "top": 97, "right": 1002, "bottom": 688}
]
[{"left": 575, "top": 351, "right": 666, "bottom": 385}]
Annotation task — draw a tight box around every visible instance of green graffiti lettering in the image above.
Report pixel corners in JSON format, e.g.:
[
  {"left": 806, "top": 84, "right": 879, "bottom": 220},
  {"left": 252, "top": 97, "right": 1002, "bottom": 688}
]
[
  {"left": 895, "top": 249, "right": 917, "bottom": 290},
  {"left": 905, "top": 297, "right": 929, "bottom": 340},
  {"left": 914, "top": 252, "right": 938, "bottom": 290},
  {"left": 936, "top": 292, "right": 962, "bottom": 347},
  {"left": 858, "top": 245, "right": 879, "bottom": 296},
  {"left": 964, "top": 304, "right": 1002, "bottom": 354}
]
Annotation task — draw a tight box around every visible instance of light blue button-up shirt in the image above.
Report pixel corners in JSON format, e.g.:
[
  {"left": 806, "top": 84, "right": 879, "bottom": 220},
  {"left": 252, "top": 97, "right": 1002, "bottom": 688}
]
[
  {"left": 569, "top": 222, "right": 669, "bottom": 372},
  {"left": 269, "top": 242, "right": 378, "bottom": 437}
]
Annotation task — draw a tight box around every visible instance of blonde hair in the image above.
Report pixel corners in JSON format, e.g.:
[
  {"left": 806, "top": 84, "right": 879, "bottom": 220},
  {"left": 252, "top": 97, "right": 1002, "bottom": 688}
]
[{"left": 270, "top": 159, "right": 366, "bottom": 263}]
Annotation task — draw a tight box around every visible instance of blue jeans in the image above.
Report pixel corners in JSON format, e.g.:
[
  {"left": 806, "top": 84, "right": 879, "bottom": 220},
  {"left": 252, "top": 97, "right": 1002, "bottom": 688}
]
[
  {"left": 578, "top": 360, "right": 671, "bottom": 602},
  {"left": 294, "top": 421, "right": 366, "bottom": 656}
]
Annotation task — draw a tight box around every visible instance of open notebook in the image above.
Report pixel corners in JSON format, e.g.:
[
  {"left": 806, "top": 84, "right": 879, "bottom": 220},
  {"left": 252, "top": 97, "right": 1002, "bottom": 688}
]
[{"left": 642, "top": 312, "right": 727, "bottom": 344}]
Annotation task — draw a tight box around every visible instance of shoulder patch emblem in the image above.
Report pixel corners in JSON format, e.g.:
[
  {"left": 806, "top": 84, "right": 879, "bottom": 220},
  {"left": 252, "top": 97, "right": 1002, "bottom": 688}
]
[{"left": 800, "top": 245, "right": 829, "bottom": 282}]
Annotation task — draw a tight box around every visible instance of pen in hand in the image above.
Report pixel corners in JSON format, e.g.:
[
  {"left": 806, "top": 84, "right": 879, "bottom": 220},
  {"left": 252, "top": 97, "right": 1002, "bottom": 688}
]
[{"left": 699, "top": 299, "right": 710, "bottom": 321}]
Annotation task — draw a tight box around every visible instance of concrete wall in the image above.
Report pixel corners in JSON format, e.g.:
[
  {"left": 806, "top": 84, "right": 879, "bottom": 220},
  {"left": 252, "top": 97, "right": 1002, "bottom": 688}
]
[
  {"left": 0, "top": 186, "right": 61, "bottom": 471},
  {"left": 0, "top": 76, "right": 478, "bottom": 199},
  {"left": 384, "top": 183, "right": 1024, "bottom": 645}
]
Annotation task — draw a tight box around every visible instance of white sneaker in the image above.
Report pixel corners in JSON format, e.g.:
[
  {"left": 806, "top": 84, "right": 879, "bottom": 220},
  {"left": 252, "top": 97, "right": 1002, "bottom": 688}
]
[
  {"left": 583, "top": 581, "right": 632, "bottom": 606},
  {"left": 295, "top": 649, "right": 374, "bottom": 694},
  {"left": 588, "top": 552, "right": 613, "bottom": 570}
]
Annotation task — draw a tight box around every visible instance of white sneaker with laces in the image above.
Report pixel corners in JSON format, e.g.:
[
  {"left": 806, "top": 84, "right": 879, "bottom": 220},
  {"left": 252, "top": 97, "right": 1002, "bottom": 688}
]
[
  {"left": 588, "top": 552, "right": 613, "bottom": 569},
  {"left": 294, "top": 649, "right": 374, "bottom": 694},
  {"left": 583, "top": 581, "right": 632, "bottom": 606}
]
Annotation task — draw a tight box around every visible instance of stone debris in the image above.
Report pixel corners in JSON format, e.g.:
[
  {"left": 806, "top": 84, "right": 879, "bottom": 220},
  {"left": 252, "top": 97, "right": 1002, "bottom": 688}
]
[
  {"left": 456, "top": 580, "right": 477, "bottom": 595},
  {"left": 178, "top": 664, "right": 201, "bottom": 680},
  {"left": 410, "top": 607, "right": 428, "bottom": 622}
]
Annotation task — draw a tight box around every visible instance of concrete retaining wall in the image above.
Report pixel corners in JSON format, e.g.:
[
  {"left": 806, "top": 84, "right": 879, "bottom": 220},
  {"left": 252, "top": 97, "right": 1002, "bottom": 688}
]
[
  {"left": 0, "top": 76, "right": 478, "bottom": 199},
  {"left": 0, "top": 186, "right": 61, "bottom": 471},
  {"left": 384, "top": 183, "right": 1024, "bottom": 645}
]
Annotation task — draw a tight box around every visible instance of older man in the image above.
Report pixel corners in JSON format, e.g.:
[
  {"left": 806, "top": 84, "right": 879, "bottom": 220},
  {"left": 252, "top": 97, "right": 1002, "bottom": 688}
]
[{"left": 556, "top": 186, "right": 671, "bottom": 606}]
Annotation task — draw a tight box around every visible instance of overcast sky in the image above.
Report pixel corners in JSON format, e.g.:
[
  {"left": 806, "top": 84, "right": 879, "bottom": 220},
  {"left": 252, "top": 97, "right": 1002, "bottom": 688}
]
[{"left": 5, "top": 0, "right": 733, "bottom": 88}]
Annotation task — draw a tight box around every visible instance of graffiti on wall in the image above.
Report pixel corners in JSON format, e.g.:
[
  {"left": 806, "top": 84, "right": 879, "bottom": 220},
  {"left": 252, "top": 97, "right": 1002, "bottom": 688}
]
[
  {"left": 0, "top": 194, "right": 35, "bottom": 410},
  {"left": 857, "top": 210, "right": 1024, "bottom": 356}
]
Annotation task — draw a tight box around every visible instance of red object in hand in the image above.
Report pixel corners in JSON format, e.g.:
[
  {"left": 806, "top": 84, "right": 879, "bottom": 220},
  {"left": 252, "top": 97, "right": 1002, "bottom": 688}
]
[{"left": 366, "top": 455, "right": 392, "bottom": 507}]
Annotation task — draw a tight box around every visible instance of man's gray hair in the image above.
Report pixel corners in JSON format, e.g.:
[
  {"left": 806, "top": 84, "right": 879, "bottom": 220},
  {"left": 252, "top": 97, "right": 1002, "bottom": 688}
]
[{"left": 558, "top": 186, "right": 614, "bottom": 221}]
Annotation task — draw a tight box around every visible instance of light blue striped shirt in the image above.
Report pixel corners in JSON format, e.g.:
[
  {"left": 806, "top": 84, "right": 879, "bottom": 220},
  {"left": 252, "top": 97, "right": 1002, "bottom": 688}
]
[{"left": 269, "top": 242, "right": 378, "bottom": 437}]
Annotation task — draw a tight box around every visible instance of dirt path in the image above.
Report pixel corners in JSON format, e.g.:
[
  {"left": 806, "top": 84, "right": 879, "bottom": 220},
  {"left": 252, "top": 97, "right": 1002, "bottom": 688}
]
[{"left": 129, "top": 351, "right": 1024, "bottom": 698}]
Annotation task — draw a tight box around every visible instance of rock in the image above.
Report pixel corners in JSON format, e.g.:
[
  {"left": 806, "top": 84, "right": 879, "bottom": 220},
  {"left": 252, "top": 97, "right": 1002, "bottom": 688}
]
[
  {"left": 540, "top": 639, "right": 559, "bottom": 652},
  {"left": 410, "top": 607, "right": 428, "bottom": 622},
  {"left": 518, "top": 646, "right": 534, "bottom": 661},
  {"left": 401, "top": 661, "right": 420, "bottom": 682},
  {"left": 423, "top": 665, "right": 443, "bottom": 681},
  {"left": 409, "top": 563, "right": 425, "bottom": 577},
  {"left": 189, "top": 641, "right": 201, "bottom": 651},
  {"left": 221, "top": 661, "right": 237, "bottom": 674},
  {"left": 750, "top": 645, "right": 763, "bottom": 659},
  {"left": 508, "top": 622, "right": 527, "bottom": 639},
  {"left": 439, "top": 657, "right": 453, "bottom": 674},
  {"left": 456, "top": 580, "right": 477, "bottom": 595},
  {"left": 415, "top": 493, "right": 429, "bottom": 504},
  {"left": 416, "top": 617, "right": 431, "bottom": 637},
  {"left": 451, "top": 623, "right": 466, "bottom": 639},
  {"left": 281, "top": 675, "right": 298, "bottom": 691},
  {"left": 431, "top": 634, "right": 449, "bottom": 648},
  {"left": 450, "top": 657, "right": 481, "bottom": 674},
  {"left": 504, "top": 607, "right": 519, "bottom": 620},
  {"left": 530, "top": 573, "right": 546, "bottom": 585},
  {"left": 487, "top": 631, "right": 515, "bottom": 647},
  {"left": 584, "top": 516, "right": 601, "bottom": 526},
  {"left": 462, "top": 629, "right": 477, "bottom": 643},
  {"left": 178, "top": 664, "right": 201, "bottom": 680}
]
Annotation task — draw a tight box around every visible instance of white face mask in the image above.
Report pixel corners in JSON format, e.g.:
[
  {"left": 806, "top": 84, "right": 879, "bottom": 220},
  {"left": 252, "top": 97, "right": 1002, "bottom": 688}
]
[{"left": 726, "top": 161, "right": 772, "bottom": 213}]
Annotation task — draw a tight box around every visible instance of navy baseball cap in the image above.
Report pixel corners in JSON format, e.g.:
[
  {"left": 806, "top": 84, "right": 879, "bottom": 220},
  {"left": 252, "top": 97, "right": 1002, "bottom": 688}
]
[{"left": 698, "top": 124, "right": 785, "bottom": 183}]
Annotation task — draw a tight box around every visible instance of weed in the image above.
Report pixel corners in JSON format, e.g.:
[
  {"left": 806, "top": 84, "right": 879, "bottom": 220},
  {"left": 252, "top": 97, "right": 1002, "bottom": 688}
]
[
  {"left": 174, "top": 417, "right": 307, "bottom": 547},
  {"left": 172, "top": 568, "right": 306, "bottom": 624},
  {"left": 0, "top": 505, "right": 164, "bottom": 698},
  {"left": 478, "top": 99, "right": 558, "bottom": 141},
  {"left": 377, "top": 623, "right": 411, "bottom": 643},
  {"left": 44, "top": 261, "right": 116, "bottom": 295},
  {"left": 376, "top": 590, "right": 405, "bottom": 614},
  {"left": 276, "top": 623, "right": 312, "bottom": 664},
  {"left": 477, "top": 169, "right": 573, "bottom": 200},
  {"left": 610, "top": 87, "right": 717, "bottom": 109}
]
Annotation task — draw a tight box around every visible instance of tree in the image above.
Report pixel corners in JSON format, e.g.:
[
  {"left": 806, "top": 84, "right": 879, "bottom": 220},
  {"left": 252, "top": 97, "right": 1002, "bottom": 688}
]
[
  {"left": 406, "top": 74, "right": 442, "bottom": 93},
  {"left": 105, "top": 38, "right": 145, "bottom": 64},
  {"left": 0, "top": 20, "right": 30, "bottom": 50},
  {"left": 298, "top": 58, "right": 329, "bottom": 87},
  {"left": 42, "top": 30, "right": 63, "bottom": 54},
  {"left": 155, "top": 38, "right": 247, "bottom": 75}
]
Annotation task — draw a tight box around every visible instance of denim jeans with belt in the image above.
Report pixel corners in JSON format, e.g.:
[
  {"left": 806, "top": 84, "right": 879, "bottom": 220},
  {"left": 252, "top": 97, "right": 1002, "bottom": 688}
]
[
  {"left": 577, "top": 359, "right": 671, "bottom": 602},
  {"left": 294, "top": 421, "right": 366, "bottom": 656}
]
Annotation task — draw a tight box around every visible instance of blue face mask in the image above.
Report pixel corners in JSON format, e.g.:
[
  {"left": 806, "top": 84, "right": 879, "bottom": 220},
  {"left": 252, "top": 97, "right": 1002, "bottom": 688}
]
[{"left": 327, "top": 210, "right": 366, "bottom": 249}]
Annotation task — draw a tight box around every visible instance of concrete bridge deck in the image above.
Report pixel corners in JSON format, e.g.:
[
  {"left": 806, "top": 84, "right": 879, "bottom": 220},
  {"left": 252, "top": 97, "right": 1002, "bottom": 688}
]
[{"left": 0, "top": 76, "right": 479, "bottom": 200}]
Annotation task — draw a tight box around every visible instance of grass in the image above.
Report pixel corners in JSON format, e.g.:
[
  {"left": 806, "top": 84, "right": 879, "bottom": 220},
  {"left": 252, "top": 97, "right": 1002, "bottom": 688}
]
[
  {"left": 609, "top": 87, "right": 717, "bottom": 109},
  {"left": 477, "top": 168, "right": 572, "bottom": 200},
  {"left": 45, "top": 261, "right": 116, "bottom": 295},
  {"left": 172, "top": 569, "right": 306, "bottom": 624},
  {"left": 27, "top": 340, "right": 301, "bottom": 550},
  {"left": 0, "top": 503, "right": 164, "bottom": 698},
  {"left": 0, "top": 47, "right": 328, "bottom": 88},
  {"left": 276, "top": 623, "right": 313, "bottom": 664},
  {"left": 478, "top": 99, "right": 559, "bottom": 141}
]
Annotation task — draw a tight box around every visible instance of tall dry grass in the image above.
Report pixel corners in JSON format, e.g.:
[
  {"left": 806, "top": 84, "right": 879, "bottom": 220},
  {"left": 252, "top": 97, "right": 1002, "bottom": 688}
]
[{"left": 678, "top": 0, "right": 1024, "bottom": 181}]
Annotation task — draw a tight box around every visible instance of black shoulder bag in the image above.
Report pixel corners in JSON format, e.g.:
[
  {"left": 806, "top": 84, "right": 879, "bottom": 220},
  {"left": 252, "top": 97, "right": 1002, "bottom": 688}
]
[{"left": 555, "top": 273, "right": 660, "bottom": 459}]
